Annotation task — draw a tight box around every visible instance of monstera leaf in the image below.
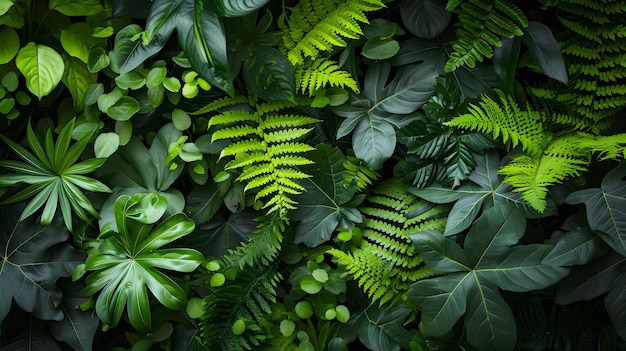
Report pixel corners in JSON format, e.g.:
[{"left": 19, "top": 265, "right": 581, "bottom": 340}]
[
  {"left": 407, "top": 204, "right": 569, "bottom": 351},
  {"left": 292, "top": 145, "right": 363, "bottom": 247},
  {"left": 566, "top": 161, "right": 626, "bottom": 256},
  {"left": 79, "top": 193, "right": 204, "bottom": 331},
  {"left": 333, "top": 62, "right": 437, "bottom": 170},
  {"left": 0, "top": 205, "right": 84, "bottom": 325}
]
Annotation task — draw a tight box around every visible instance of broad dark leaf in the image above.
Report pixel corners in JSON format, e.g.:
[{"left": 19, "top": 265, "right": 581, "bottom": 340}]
[
  {"left": 542, "top": 226, "right": 609, "bottom": 266},
  {"left": 400, "top": 0, "right": 451, "bottom": 39},
  {"left": 465, "top": 282, "right": 516, "bottom": 351},
  {"left": 243, "top": 46, "right": 295, "bottom": 101},
  {"left": 605, "top": 273, "right": 626, "bottom": 340},
  {"left": 352, "top": 115, "right": 396, "bottom": 170},
  {"left": 556, "top": 251, "right": 626, "bottom": 304},
  {"left": 493, "top": 37, "right": 521, "bottom": 95},
  {"left": 522, "top": 21, "right": 567, "bottom": 84},
  {"left": 0, "top": 318, "right": 63, "bottom": 351},
  {"left": 0, "top": 206, "right": 84, "bottom": 324},
  {"left": 211, "top": 0, "right": 270, "bottom": 17},
  {"left": 566, "top": 161, "right": 626, "bottom": 256},
  {"left": 112, "top": 0, "right": 151, "bottom": 18},
  {"left": 185, "top": 211, "right": 256, "bottom": 257},
  {"left": 343, "top": 303, "right": 414, "bottom": 351},
  {"left": 48, "top": 281, "right": 99, "bottom": 351},
  {"left": 110, "top": 24, "right": 164, "bottom": 74},
  {"left": 186, "top": 182, "right": 223, "bottom": 224},
  {"left": 293, "top": 145, "right": 360, "bottom": 246},
  {"left": 176, "top": 0, "right": 234, "bottom": 96},
  {"left": 411, "top": 230, "right": 470, "bottom": 273}
]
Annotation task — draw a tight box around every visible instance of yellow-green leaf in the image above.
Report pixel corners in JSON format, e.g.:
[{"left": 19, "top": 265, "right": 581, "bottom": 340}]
[
  {"left": 0, "top": 26, "right": 19, "bottom": 64},
  {"left": 16, "top": 42, "right": 65, "bottom": 99}
]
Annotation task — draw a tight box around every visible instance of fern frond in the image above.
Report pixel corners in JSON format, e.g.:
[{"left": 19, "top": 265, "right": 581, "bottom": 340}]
[
  {"left": 209, "top": 97, "right": 319, "bottom": 215},
  {"left": 222, "top": 213, "right": 285, "bottom": 270},
  {"left": 330, "top": 178, "right": 448, "bottom": 305},
  {"left": 445, "top": 92, "right": 549, "bottom": 156},
  {"left": 445, "top": 0, "right": 528, "bottom": 72},
  {"left": 343, "top": 152, "right": 380, "bottom": 192},
  {"left": 532, "top": 0, "right": 626, "bottom": 133},
  {"left": 499, "top": 134, "right": 591, "bottom": 212},
  {"left": 192, "top": 94, "right": 251, "bottom": 115},
  {"left": 200, "top": 265, "right": 282, "bottom": 351},
  {"left": 279, "top": 0, "right": 385, "bottom": 65},
  {"left": 294, "top": 58, "right": 360, "bottom": 95}
]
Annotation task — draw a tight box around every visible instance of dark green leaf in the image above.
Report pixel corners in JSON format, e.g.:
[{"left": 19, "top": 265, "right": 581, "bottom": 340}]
[
  {"left": 176, "top": 0, "right": 234, "bottom": 96},
  {"left": 493, "top": 37, "right": 521, "bottom": 95},
  {"left": 411, "top": 230, "right": 470, "bottom": 272},
  {"left": 465, "top": 204, "right": 526, "bottom": 266},
  {"left": 407, "top": 273, "right": 475, "bottom": 336},
  {"left": 110, "top": 25, "right": 164, "bottom": 74},
  {"left": 480, "top": 244, "right": 569, "bottom": 291},
  {"left": 521, "top": 21, "right": 568, "bottom": 84},
  {"left": 48, "top": 281, "right": 100, "bottom": 351},
  {"left": 243, "top": 46, "right": 295, "bottom": 101},
  {"left": 371, "top": 64, "right": 437, "bottom": 115},
  {"left": 556, "top": 251, "right": 626, "bottom": 304},
  {"left": 213, "top": 0, "right": 269, "bottom": 17},
  {"left": 293, "top": 145, "right": 359, "bottom": 246},
  {"left": 352, "top": 115, "right": 396, "bottom": 170},
  {"left": 605, "top": 273, "right": 626, "bottom": 340},
  {"left": 465, "top": 281, "right": 516, "bottom": 351},
  {"left": 566, "top": 161, "right": 626, "bottom": 256},
  {"left": 543, "top": 227, "right": 609, "bottom": 266},
  {"left": 0, "top": 205, "right": 83, "bottom": 324},
  {"left": 400, "top": 0, "right": 451, "bottom": 39},
  {"left": 185, "top": 212, "right": 255, "bottom": 257},
  {"left": 362, "top": 37, "right": 400, "bottom": 60},
  {"left": 343, "top": 303, "right": 414, "bottom": 351},
  {"left": 186, "top": 182, "right": 223, "bottom": 224}
]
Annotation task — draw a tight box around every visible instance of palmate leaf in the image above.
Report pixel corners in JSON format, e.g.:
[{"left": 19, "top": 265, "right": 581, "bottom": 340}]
[
  {"left": 0, "top": 204, "right": 84, "bottom": 325},
  {"left": 566, "top": 161, "right": 626, "bottom": 255},
  {"left": 0, "top": 119, "right": 111, "bottom": 232},
  {"left": 80, "top": 193, "right": 203, "bottom": 331},
  {"left": 407, "top": 204, "right": 569, "bottom": 351}
]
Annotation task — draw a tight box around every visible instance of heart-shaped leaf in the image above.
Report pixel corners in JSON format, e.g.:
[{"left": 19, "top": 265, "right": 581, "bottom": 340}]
[{"left": 16, "top": 42, "right": 65, "bottom": 99}]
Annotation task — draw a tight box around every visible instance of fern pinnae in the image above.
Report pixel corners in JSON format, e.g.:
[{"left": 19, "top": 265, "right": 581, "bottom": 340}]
[{"left": 192, "top": 94, "right": 250, "bottom": 115}]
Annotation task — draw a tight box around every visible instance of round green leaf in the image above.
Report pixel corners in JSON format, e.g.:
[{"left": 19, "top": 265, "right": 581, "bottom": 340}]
[
  {"left": 0, "top": 26, "right": 19, "bottom": 64},
  {"left": 94, "top": 132, "right": 120, "bottom": 158},
  {"left": 106, "top": 96, "right": 140, "bottom": 121},
  {"left": 146, "top": 66, "right": 167, "bottom": 89},
  {"left": 2, "top": 71, "right": 18, "bottom": 92},
  {"left": 179, "top": 143, "right": 203, "bottom": 162},
  {"left": 186, "top": 297, "right": 204, "bottom": 319},
  {"left": 335, "top": 305, "right": 350, "bottom": 323},
  {"left": 232, "top": 319, "right": 246, "bottom": 335},
  {"left": 205, "top": 260, "right": 221, "bottom": 271},
  {"left": 400, "top": 0, "right": 451, "bottom": 39},
  {"left": 172, "top": 109, "right": 192, "bottom": 131},
  {"left": 214, "top": 171, "right": 230, "bottom": 183},
  {"left": 311, "top": 268, "right": 329, "bottom": 283},
  {"left": 300, "top": 275, "right": 323, "bottom": 294},
  {"left": 324, "top": 308, "right": 336, "bottom": 320},
  {"left": 280, "top": 319, "right": 296, "bottom": 337},
  {"left": 114, "top": 72, "right": 146, "bottom": 90},
  {"left": 162, "top": 77, "right": 181, "bottom": 92},
  {"left": 16, "top": 42, "right": 65, "bottom": 99},
  {"left": 210, "top": 273, "right": 226, "bottom": 287},
  {"left": 295, "top": 301, "right": 314, "bottom": 319},
  {"left": 362, "top": 37, "right": 400, "bottom": 60},
  {"left": 0, "top": 97, "right": 14, "bottom": 114}
]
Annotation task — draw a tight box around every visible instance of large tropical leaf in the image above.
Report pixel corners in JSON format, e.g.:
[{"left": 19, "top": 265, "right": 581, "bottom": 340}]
[
  {"left": 566, "top": 161, "right": 626, "bottom": 255},
  {"left": 176, "top": 0, "right": 234, "bottom": 96},
  {"left": 292, "top": 145, "right": 362, "bottom": 247},
  {"left": 80, "top": 193, "right": 203, "bottom": 331},
  {"left": 211, "top": 0, "right": 269, "bottom": 17},
  {"left": 407, "top": 204, "right": 569, "bottom": 351},
  {"left": 243, "top": 45, "right": 295, "bottom": 101},
  {"left": 0, "top": 205, "right": 84, "bottom": 324},
  {"left": 110, "top": 24, "right": 165, "bottom": 74}
]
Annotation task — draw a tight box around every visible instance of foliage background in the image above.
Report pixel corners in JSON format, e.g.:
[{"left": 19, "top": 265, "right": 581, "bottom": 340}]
[{"left": 0, "top": 0, "right": 625, "bottom": 350}]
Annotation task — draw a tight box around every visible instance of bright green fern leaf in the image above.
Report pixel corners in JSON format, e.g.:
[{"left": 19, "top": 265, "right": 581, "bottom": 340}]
[
  {"left": 329, "top": 178, "right": 448, "bottom": 305},
  {"left": 294, "top": 58, "right": 360, "bottom": 95},
  {"left": 279, "top": 0, "right": 385, "bottom": 65},
  {"left": 445, "top": 91, "right": 549, "bottom": 156},
  {"left": 199, "top": 96, "right": 319, "bottom": 216}
]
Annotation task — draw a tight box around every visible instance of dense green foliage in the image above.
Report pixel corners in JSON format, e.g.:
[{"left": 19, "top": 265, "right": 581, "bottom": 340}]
[{"left": 0, "top": 0, "right": 625, "bottom": 350}]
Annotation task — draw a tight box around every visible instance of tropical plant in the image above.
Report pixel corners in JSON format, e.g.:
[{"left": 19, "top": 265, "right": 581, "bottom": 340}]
[
  {"left": 0, "top": 119, "right": 111, "bottom": 231},
  {"left": 77, "top": 193, "right": 203, "bottom": 332},
  {"left": 2, "top": 0, "right": 626, "bottom": 350}
]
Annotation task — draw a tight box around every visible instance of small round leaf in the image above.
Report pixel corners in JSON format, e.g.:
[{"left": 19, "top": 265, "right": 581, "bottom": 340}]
[
  {"left": 186, "top": 297, "right": 204, "bottom": 319},
  {"left": 210, "top": 273, "right": 226, "bottom": 287},
  {"left": 172, "top": 109, "right": 192, "bottom": 131},
  {"left": 280, "top": 319, "right": 296, "bottom": 337},
  {"left": 295, "top": 301, "right": 314, "bottom": 319},
  {"left": 312, "top": 269, "right": 329, "bottom": 283},
  {"left": 300, "top": 275, "right": 323, "bottom": 294},
  {"left": 232, "top": 319, "right": 246, "bottom": 335}
]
